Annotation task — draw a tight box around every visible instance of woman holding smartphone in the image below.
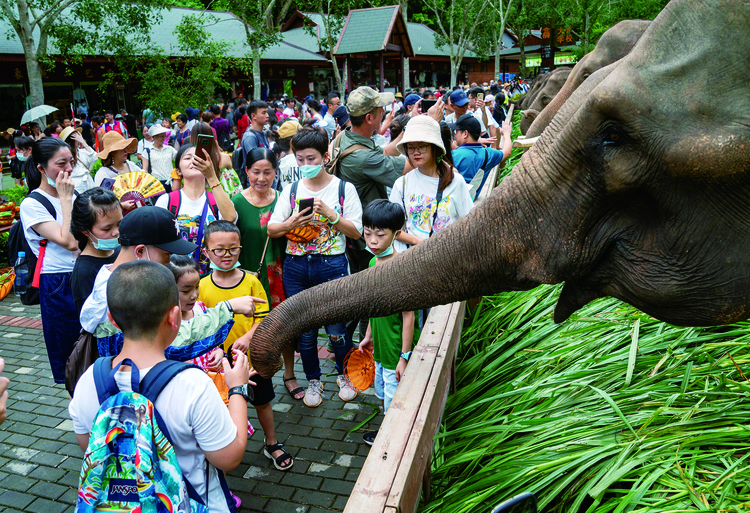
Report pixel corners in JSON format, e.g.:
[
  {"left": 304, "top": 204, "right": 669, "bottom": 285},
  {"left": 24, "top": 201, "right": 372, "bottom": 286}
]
[{"left": 189, "top": 122, "right": 242, "bottom": 197}]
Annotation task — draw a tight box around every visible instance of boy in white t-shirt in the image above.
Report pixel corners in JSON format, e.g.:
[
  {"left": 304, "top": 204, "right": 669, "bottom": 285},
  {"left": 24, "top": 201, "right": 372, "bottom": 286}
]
[
  {"left": 267, "top": 126, "right": 363, "bottom": 408},
  {"left": 69, "top": 261, "right": 253, "bottom": 512}
]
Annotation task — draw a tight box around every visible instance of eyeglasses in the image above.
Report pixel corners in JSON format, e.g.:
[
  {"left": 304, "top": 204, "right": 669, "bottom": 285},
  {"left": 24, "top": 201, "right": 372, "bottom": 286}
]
[
  {"left": 206, "top": 247, "right": 242, "bottom": 256},
  {"left": 406, "top": 144, "right": 430, "bottom": 154}
]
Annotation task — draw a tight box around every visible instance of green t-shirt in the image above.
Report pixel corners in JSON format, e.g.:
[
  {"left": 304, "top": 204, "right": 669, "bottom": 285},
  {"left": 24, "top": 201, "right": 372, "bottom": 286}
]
[{"left": 369, "top": 256, "right": 420, "bottom": 369}]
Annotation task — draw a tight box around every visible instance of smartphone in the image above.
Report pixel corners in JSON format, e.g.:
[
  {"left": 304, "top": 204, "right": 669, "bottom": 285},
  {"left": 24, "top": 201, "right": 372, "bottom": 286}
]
[
  {"left": 421, "top": 99, "right": 437, "bottom": 111},
  {"left": 195, "top": 134, "right": 214, "bottom": 160},
  {"left": 298, "top": 198, "right": 314, "bottom": 214},
  {"left": 477, "top": 92, "right": 484, "bottom": 101}
]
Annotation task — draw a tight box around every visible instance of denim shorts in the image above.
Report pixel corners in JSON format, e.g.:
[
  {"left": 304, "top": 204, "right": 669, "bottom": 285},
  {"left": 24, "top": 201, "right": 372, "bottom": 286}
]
[{"left": 374, "top": 361, "right": 399, "bottom": 414}]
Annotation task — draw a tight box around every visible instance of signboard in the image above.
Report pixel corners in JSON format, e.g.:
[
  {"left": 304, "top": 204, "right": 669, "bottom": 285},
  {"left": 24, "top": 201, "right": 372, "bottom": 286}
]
[
  {"left": 525, "top": 53, "right": 578, "bottom": 68},
  {"left": 540, "top": 26, "right": 555, "bottom": 70}
]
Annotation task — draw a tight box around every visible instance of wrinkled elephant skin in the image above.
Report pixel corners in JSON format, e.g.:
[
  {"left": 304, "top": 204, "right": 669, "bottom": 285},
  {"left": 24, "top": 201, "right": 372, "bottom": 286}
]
[
  {"left": 525, "top": 20, "right": 651, "bottom": 139},
  {"left": 250, "top": 0, "right": 750, "bottom": 379},
  {"left": 519, "top": 67, "right": 572, "bottom": 135}
]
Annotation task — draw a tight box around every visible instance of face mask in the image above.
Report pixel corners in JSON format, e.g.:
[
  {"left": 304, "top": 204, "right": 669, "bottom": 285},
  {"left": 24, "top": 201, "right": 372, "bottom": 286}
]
[
  {"left": 44, "top": 173, "right": 56, "bottom": 188},
  {"left": 88, "top": 234, "right": 121, "bottom": 251},
  {"left": 365, "top": 233, "right": 397, "bottom": 257},
  {"left": 137, "top": 247, "right": 152, "bottom": 262},
  {"left": 209, "top": 260, "right": 241, "bottom": 272},
  {"left": 300, "top": 164, "right": 323, "bottom": 179},
  {"left": 16, "top": 154, "right": 28, "bottom": 162}
]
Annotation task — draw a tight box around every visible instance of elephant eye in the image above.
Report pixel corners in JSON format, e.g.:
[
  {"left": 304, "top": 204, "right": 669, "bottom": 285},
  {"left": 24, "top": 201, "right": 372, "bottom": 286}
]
[{"left": 602, "top": 125, "right": 625, "bottom": 147}]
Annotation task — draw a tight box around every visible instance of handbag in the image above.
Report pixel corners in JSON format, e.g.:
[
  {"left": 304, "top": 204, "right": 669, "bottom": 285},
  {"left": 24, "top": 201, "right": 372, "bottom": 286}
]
[
  {"left": 248, "top": 236, "right": 270, "bottom": 279},
  {"left": 65, "top": 330, "right": 98, "bottom": 397}
]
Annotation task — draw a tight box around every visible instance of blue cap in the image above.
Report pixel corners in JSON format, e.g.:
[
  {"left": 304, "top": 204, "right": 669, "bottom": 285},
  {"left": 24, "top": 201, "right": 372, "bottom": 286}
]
[
  {"left": 404, "top": 94, "right": 422, "bottom": 107},
  {"left": 449, "top": 90, "right": 469, "bottom": 107}
]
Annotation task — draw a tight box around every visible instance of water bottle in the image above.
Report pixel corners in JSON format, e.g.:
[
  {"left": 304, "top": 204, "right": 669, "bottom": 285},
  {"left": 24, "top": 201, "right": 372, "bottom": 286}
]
[{"left": 14, "top": 251, "right": 28, "bottom": 296}]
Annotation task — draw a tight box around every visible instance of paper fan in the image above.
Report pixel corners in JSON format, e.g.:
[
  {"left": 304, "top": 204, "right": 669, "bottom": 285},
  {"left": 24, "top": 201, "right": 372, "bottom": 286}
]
[
  {"left": 111, "top": 172, "right": 166, "bottom": 202},
  {"left": 343, "top": 348, "right": 375, "bottom": 392}
]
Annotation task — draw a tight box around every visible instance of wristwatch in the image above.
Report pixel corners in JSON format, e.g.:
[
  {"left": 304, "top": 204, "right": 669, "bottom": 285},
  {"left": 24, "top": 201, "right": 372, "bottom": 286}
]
[
  {"left": 227, "top": 384, "right": 253, "bottom": 402},
  {"left": 400, "top": 351, "right": 412, "bottom": 361}
]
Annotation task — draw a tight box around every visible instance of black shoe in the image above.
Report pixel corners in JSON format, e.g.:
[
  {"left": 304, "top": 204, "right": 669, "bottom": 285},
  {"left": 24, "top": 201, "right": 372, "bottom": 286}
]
[{"left": 363, "top": 430, "right": 378, "bottom": 446}]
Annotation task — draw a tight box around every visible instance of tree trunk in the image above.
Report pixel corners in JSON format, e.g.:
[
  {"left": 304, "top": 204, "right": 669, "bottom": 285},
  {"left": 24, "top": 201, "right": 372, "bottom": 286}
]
[
  {"left": 252, "top": 48, "right": 261, "bottom": 100},
  {"left": 450, "top": 58, "right": 459, "bottom": 87},
  {"left": 401, "top": 1, "right": 410, "bottom": 91},
  {"left": 494, "top": 41, "right": 502, "bottom": 82},
  {"left": 518, "top": 38, "right": 527, "bottom": 78},
  {"left": 584, "top": 12, "right": 590, "bottom": 54}
]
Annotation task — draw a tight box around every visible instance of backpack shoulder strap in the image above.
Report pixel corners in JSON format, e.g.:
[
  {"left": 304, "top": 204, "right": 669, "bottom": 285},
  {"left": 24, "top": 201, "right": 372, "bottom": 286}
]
[
  {"left": 167, "top": 190, "right": 181, "bottom": 217},
  {"left": 290, "top": 180, "right": 299, "bottom": 210},
  {"left": 140, "top": 360, "right": 200, "bottom": 404},
  {"left": 93, "top": 356, "right": 116, "bottom": 404},
  {"left": 27, "top": 191, "right": 56, "bottom": 219},
  {"left": 482, "top": 148, "right": 489, "bottom": 171},
  {"left": 338, "top": 178, "right": 345, "bottom": 214},
  {"left": 206, "top": 191, "right": 219, "bottom": 218}
]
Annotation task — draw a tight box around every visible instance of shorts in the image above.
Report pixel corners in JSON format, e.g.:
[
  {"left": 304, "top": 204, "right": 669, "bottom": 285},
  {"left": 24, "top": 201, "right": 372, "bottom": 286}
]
[
  {"left": 374, "top": 361, "right": 399, "bottom": 413},
  {"left": 227, "top": 344, "right": 276, "bottom": 406}
]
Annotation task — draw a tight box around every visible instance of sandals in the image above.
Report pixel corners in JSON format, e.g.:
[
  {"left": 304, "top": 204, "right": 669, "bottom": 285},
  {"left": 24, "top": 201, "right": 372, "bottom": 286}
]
[
  {"left": 284, "top": 376, "right": 304, "bottom": 401},
  {"left": 263, "top": 439, "right": 294, "bottom": 471}
]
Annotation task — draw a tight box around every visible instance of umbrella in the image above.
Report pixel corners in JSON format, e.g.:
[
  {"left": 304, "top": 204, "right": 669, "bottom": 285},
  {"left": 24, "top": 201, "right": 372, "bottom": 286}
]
[{"left": 20, "top": 105, "right": 59, "bottom": 125}]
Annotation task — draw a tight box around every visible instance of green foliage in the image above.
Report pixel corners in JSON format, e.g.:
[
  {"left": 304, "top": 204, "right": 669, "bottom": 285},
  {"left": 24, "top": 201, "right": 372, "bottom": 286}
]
[
  {"left": 134, "top": 13, "right": 233, "bottom": 118},
  {"left": 422, "top": 109, "right": 750, "bottom": 512},
  {"left": 0, "top": 185, "right": 28, "bottom": 205}
]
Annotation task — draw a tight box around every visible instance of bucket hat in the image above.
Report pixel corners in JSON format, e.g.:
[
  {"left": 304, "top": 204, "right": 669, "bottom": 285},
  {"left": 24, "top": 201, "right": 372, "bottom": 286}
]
[
  {"left": 148, "top": 125, "right": 170, "bottom": 137},
  {"left": 396, "top": 116, "right": 445, "bottom": 158},
  {"left": 96, "top": 130, "right": 137, "bottom": 159}
]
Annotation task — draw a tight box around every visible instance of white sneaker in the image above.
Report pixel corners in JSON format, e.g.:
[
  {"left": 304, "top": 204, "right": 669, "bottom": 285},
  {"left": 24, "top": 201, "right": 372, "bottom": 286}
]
[
  {"left": 304, "top": 379, "right": 324, "bottom": 408},
  {"left": 338, "top": 375, "right": 357, "bottom": 402}
]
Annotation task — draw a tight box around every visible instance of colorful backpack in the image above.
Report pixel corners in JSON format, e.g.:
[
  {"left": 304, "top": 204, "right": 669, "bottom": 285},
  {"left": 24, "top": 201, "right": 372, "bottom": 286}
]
[{"left": 76, "top": 357, "right": 236, "bottom": 513}]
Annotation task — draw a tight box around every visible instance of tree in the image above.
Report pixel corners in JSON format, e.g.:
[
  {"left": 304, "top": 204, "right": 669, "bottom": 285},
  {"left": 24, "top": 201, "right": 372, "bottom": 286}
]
[
  {"left": 473, "top": 0, "right": 514, "bottom": 82},
  {"left": 418, "top": 0, "right": 490, "bottom": 86},
  {"left": 133, "top": 13, "right": 234, "bottom": 118},
  {"left": 298, "top": 0, "right": 353, "bottom": 101},
  {"left": 0, "top": 0, "right": 163, "bottom": 112},
  {"left": 506, "top": 0, "right": 546, "bottom": 78}
]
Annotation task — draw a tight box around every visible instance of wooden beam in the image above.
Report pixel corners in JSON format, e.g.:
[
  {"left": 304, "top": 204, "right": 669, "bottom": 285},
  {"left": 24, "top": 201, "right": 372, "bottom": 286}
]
[
  {"left": 380, "top": 51, "right": 385, "bottom": 92},
  {"left": 386, "top": 43, "right": 402, "bottom": 52}
]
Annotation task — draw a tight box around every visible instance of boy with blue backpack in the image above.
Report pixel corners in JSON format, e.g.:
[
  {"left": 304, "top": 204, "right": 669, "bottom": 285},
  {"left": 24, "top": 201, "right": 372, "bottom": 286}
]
[{"left": 68, "top": 261, "right": 253, "bottom": 512}]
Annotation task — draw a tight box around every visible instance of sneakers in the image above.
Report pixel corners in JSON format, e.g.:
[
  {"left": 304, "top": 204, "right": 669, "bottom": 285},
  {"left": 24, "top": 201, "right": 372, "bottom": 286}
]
[
  {"left": 304, "top": 379, "right": 324, "bottom": 408},
  {"left": 363, "top": 430, "right": 378, "bottom": 446},
  {"left": 337, "top": 375, "right": 357, "bottom": 402}
]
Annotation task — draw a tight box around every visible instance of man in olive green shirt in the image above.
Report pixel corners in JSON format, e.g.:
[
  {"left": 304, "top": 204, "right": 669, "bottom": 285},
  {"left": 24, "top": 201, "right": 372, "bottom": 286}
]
[
  {"left": 337, "top": 87, "right": 409, "bottom": 273},
  {"left": 336, "top": 86, "right": 410, "bottom": 342}
]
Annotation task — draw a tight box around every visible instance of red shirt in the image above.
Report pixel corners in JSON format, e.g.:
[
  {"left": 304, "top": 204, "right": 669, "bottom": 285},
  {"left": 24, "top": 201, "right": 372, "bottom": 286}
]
[{"left": 238, "top": 114, "right": 250, "bottom": 140}]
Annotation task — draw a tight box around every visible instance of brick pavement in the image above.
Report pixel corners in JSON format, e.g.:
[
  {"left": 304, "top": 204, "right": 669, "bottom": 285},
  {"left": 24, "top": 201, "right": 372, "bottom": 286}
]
[{"left": 0, "top": 295, "right": 381, "bottom": 512}]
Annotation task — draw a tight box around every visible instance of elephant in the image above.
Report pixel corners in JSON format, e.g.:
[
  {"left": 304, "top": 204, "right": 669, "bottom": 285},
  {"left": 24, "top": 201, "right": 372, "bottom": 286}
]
[
  {"left": 524, "top": 20, "right": 651, "bottom": 139},
  {"left": 516, "top": 73, "right": 548, "bottom": 110},
  {"left": 250, "top": 0, "right": 750, "bottom": 379},
  {"left": 519, "top": 67, "right": 572, "bottom": 135}
]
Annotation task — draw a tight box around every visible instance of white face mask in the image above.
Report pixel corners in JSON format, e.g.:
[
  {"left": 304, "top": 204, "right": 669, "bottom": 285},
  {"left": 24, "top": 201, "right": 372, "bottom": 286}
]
[{"left": 137, "top": 246, "right": 152, "bottom": 262}]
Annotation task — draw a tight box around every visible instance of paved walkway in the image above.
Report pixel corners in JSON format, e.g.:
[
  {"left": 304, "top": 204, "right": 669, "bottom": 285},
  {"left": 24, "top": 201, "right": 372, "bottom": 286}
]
[{"left": 0, "top": 295, "right": 380, "bottom": 512}]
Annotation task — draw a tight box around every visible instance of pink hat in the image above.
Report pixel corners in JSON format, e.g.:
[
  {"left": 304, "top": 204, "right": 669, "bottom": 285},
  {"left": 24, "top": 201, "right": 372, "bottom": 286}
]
[{"left": 434, "top": 91, "right": 441, "bottom": 97}]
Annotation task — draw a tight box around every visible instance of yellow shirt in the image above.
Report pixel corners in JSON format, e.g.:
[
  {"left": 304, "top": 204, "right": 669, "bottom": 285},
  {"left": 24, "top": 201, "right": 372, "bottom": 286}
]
[{"left": 199, "top": 270, "right": 269, "bottom": 352}]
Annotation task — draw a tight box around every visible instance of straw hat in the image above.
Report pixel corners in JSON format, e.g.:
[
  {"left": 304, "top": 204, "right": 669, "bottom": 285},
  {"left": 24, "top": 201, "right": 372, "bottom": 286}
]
[
  {"left": 59, "top": 126, "right": 82, "bottom": 142},
  {"left": 3, "top": 128, "right": 15, "bottom": 136},
  {"left": 396, "top": 116, "right": 445, "bottom": 158},
  {"left": 96, "top": 130, "right": 137, "bottom": 159}
]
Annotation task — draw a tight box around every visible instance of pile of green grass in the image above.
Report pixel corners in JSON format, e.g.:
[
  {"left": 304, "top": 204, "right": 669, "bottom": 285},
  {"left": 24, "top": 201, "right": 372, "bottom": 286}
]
[{"left": 422, "top": 112, "right": 750, "bottom": 512}]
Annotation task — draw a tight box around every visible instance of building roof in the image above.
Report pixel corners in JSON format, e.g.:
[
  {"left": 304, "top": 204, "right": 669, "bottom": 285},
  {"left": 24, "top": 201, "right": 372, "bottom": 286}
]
[
  {"left": 334, "top": 6, "right": 413, "bottom": 56},
  {"left": 0, "top": 6, "right": 325, "bottom": 62},
  {"left": 406, "top": 22, "right": 477, "bottom": 58}
]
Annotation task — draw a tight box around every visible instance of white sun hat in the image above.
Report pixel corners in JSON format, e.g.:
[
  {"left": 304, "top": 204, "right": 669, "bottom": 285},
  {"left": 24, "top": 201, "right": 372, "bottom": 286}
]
[{"left": 396, "top": 115, "right": 445, "bottom": 158}]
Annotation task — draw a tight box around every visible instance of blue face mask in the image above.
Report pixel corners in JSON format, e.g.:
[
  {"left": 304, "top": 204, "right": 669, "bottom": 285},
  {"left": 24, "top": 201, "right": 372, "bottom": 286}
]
[
  {"left": 300, "top": 164, "right": 323, "bottom": 179},
  {"left": 365, "top": 233, "right": 397, "bottom": 257},
  {"left": 16, "top": 154, "right": 28, "bottom": 162},
  {"left": 44, "top": 173, "right": 56, "bottom": 188},
  {"left": 209, "top": 260, "right": 241, "bottom": 272},
  {"left": 88, "top": 234, "right": 121, "bottom": 251}
]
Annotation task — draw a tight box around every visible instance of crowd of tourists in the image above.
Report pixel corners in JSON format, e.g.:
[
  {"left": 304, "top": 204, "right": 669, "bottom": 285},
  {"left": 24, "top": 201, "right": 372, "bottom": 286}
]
[{"left": 0, "top": 80, "right": 516, "bottom": 509}]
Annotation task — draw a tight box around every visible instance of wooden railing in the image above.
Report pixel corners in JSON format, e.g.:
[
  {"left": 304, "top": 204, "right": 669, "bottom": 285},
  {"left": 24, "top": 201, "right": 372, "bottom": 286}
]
[{"left": 345, "top": 158, "right": 502, "bottom": 512}]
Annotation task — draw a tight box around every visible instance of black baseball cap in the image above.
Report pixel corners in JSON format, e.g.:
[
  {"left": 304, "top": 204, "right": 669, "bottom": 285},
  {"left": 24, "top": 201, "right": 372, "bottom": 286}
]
[
  {"left": 449, "top": 113, "right": 481, "bottom": 139},
  {"left": 118, "top": 206, "right": 198, "bottom": 254}
]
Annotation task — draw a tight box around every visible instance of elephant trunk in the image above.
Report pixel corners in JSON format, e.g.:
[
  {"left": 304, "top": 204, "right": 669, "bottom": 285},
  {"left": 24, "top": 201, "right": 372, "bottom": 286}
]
[
  {"left": 519, "top": 109, "right": 539, "bottom": 135},
  {"left": 250, "top": 190, "right": 537, "bottom": 378}
]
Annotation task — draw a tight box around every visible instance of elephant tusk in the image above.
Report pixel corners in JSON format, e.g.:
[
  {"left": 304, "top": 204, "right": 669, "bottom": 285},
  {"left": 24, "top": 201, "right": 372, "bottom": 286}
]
[{"left": 513, "top": 136, "right": 539, "bottom": 148}]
